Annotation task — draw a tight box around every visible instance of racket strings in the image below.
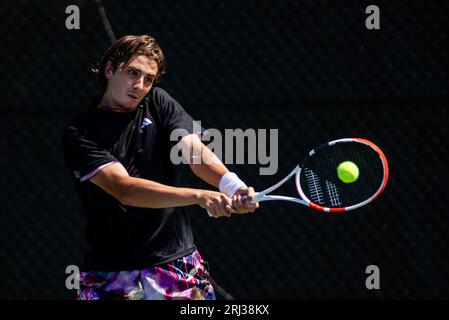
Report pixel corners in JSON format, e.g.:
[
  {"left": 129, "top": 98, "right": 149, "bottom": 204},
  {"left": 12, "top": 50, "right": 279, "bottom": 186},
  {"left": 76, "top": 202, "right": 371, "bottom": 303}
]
[
  {"left": 325, "top": 180, "right": 341, "bottom": 206},
  {"left": 300, "top": 141, "right": 384, "bottom": 208},
  {"left": 304, "top": 168, "right": 324, "bottom": 203}
]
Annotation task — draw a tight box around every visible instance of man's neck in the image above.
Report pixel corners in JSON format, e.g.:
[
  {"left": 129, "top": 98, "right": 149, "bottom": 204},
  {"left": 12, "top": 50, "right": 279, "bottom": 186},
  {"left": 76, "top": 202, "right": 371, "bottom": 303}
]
[{"left": 99, "top": 93, "right": 131, "bottom": 113}]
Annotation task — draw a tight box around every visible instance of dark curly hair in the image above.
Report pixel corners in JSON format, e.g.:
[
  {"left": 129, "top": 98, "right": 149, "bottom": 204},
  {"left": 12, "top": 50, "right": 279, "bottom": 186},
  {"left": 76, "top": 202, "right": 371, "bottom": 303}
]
[{"left": 93, "top": 35, "right": 166, "bottom": 91}]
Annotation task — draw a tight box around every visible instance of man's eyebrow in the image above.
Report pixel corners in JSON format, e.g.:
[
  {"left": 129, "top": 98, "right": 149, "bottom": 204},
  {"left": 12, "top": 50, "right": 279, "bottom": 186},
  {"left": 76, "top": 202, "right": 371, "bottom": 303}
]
[{"left": 127, "top": 66, "right": 156, "bottom": 77}]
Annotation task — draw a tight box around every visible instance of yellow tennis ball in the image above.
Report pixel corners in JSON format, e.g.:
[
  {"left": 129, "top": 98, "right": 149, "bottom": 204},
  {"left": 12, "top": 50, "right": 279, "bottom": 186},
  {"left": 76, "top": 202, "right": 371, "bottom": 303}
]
[{"left": 337, "top": 161, "right": 359, "bottom": 183}]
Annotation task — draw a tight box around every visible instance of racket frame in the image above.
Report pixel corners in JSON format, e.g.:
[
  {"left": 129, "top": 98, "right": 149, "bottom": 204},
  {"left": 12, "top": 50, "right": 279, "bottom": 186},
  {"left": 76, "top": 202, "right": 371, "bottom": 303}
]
[{"left": 251, "top": 138, "right": 389, "bottom": 213}]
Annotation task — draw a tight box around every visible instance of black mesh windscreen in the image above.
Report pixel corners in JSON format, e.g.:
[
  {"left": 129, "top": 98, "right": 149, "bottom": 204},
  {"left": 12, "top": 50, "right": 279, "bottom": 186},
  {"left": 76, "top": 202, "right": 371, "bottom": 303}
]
[
  {"left": 300, "top": 141, "right": 385, "bottom": 208},
  {"left": 1, "top": 0, "right": 449, "bottom": 299}
]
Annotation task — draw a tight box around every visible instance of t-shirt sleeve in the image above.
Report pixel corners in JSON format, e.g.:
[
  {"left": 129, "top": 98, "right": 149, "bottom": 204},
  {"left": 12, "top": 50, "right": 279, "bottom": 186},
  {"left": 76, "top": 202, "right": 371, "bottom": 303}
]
[
  {"left": 61, "top": 121, "right": 118, "bottom": 183},
  {"left": 152, "top": 87, "right": 205, "bottom": 142}
]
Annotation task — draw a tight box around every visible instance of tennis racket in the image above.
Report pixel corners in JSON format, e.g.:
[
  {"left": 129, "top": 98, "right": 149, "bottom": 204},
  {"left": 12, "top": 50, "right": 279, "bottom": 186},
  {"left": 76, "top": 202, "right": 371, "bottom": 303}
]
[{"left": 242, "top": 137, "right": 389, "bottom": 213}]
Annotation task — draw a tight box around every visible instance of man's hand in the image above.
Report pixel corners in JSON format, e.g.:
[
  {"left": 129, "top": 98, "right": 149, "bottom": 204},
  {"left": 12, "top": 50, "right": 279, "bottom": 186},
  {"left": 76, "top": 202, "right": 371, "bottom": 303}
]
[
  {"left": 197, "top": 190, "right": 235, "bottom": 218},
  {"left": 232, "top": 187, "right": 259, "bottom": 214}
]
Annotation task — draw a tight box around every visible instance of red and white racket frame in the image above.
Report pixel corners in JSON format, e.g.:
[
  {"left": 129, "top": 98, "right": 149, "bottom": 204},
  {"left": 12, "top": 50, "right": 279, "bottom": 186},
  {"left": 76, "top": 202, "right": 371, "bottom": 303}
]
[{"left": 252, "top": 138, "right": 389, "bottom": 213}]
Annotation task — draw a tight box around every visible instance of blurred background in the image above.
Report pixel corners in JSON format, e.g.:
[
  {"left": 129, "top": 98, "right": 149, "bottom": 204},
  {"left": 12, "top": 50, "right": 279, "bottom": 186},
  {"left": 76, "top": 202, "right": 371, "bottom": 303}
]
[{"left": 0, "top": 0, "right": 448, "bottom": 299}]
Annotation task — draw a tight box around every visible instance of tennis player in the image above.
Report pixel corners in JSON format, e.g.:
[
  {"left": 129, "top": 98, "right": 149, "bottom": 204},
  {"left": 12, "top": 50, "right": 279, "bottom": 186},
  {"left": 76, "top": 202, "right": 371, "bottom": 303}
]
[{"left": 61, "top": 35, "right": 258, "bottom": 300}]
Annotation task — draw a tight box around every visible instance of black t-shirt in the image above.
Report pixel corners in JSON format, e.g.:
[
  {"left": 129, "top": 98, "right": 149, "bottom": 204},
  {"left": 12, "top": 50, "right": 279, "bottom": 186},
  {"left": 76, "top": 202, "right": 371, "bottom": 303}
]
[{"left": 61, "top": 87, "right": 200, "bottom": 271}]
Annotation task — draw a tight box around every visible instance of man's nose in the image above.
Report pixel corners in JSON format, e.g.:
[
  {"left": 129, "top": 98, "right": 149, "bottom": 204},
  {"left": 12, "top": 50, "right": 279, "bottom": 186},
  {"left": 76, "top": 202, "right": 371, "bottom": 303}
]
[{"left": 133, "top": 77, "right": 144, "bottom": 90}]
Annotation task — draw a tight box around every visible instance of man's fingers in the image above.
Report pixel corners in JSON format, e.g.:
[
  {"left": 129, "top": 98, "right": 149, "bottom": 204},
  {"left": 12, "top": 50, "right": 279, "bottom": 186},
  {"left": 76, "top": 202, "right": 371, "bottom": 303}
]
[
  {"left": 233, "top": 194, "right": 244, "bottom": 211},
  {"left": 237, "top": 187, "right": 259, "bottom": 214},
  {"left": 245, "top": 187, "right": 256, "bottom": 202},
  {"left": 224, "top": 196, "right": 236, "bottom": 212},
  {"left": 213, "top": 202, "right": 224, "bottom": 218},
  {"left": 225, "top": 205, "right": 233, "bottom": 217}
]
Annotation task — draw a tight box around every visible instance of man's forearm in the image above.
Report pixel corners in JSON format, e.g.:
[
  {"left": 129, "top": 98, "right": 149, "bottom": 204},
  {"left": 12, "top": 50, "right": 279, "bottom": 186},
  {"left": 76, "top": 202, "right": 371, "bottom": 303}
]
[
  {"left": 118, "top": 176, "right": 202, "bottom": 208},
  {"left": 189, "top": 144, "right": 229, "bottom": 187},
  {"left": 89, "top": 161, "right": 234, "bottom": 216}
]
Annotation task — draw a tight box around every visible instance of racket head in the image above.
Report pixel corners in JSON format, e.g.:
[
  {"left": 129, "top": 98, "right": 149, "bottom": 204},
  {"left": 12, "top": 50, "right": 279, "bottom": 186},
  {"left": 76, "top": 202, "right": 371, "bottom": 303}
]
[{"left": 296, "top": 138, "right": 389, "bottom": 213}]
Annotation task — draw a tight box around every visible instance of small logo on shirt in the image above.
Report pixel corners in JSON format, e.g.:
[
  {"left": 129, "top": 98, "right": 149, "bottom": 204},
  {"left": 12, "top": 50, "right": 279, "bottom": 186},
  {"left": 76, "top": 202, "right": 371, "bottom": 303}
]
[{"left": 141, "top": 117, "right": 152, "bottom": 129}]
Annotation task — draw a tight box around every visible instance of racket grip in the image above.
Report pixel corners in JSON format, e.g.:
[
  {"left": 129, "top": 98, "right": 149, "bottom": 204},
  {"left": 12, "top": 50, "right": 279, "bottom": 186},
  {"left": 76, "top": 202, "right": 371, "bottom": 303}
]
[
  {"left": 241, "top": 194, "right": 258, "bottom": 204},
  {"left": 207, "top": 193, "right": 258, "bottom": 217}
]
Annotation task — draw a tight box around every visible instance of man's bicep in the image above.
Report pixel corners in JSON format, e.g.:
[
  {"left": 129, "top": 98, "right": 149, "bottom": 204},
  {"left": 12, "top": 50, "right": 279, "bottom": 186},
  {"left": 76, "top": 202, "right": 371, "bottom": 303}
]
[{"left": 89, "top": 162, "right": 130, "bottom": 200}]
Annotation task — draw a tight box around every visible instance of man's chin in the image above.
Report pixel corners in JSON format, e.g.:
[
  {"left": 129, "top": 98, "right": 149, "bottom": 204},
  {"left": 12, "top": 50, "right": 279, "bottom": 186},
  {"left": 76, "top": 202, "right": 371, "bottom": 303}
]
[{"left": 120, "top": 100, "right": 140, "bottom": 111}]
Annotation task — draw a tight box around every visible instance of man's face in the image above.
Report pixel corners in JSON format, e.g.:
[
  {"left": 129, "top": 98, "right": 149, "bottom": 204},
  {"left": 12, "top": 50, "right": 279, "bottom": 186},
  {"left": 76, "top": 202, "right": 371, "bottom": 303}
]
[{"left": 104, "top": 55, "right": 158, "bottom": 111}]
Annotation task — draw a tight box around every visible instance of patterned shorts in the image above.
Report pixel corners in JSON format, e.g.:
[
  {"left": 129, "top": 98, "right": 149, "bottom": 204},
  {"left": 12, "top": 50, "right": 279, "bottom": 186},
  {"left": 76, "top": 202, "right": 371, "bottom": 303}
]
[{"left": 76, "top": 250, "right": 215, "bottom": 300}]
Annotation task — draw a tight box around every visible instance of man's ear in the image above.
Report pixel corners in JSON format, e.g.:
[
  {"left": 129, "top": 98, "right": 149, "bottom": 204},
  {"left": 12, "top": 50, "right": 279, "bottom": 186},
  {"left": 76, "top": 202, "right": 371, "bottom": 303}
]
[{"left": 104, "top": 60, "right": 113, "bottom": 79}]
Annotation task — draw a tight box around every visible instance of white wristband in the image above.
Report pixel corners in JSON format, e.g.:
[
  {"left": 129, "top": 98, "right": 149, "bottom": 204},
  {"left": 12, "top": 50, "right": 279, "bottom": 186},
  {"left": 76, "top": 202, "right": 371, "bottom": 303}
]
[{"left": 219, "top": 172, "right": 247, "bottom": 198}]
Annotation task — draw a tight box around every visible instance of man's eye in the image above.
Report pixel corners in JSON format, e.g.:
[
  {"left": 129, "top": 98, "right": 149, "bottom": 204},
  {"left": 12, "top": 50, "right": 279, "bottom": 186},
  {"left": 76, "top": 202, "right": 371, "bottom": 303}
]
[
  {"left": 128, "top": 69, "right": 137, "bottom": 76},
  {"left": 145, "top": 77, "right": 153, "bottom": 84}
]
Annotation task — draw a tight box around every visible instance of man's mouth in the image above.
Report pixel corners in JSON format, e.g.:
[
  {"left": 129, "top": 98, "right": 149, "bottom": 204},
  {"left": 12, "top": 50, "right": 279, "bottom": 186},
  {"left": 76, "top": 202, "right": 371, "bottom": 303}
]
[{"left": 127, "top": 93, "right": 138, "bottom": 100}]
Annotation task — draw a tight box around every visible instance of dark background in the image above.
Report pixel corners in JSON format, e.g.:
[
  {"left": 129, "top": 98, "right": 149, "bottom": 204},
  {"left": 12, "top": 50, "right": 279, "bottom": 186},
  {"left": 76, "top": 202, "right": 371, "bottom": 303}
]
[{"left": 1, "top": 0, "right": 448, "bottom": 299}]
